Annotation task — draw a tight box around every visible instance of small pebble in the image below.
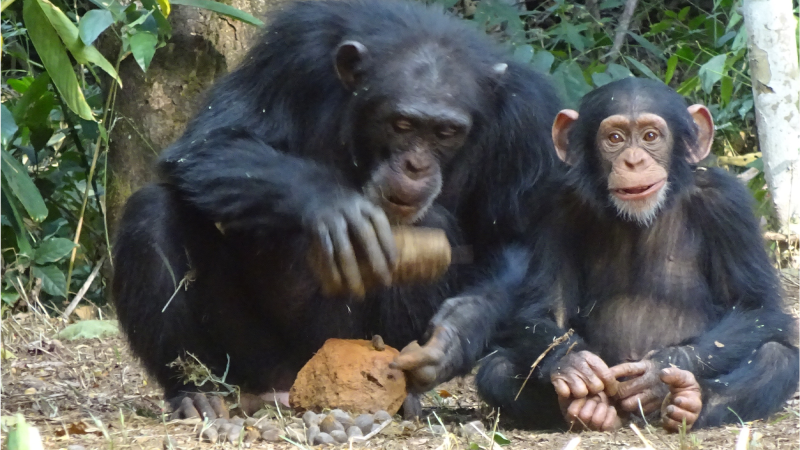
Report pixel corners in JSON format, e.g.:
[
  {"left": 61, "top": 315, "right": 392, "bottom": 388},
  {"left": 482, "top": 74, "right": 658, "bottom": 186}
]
[
  {"left": 355, "top": 413, "right": 374, "bottom": 434},
  {"left": 244, "top": 417, "right": 258, "bottom": 427},
  {"left": 314, "top": 432, "right": 335, "bottom": 445},
  {"left": 430, "top": 424, "right": 446, "bottom": 435},
  {"left": 330, "top": 429, "right": 349, "bottom": 443},
  {"left": 319, "top": 414, "right": 344, "bottom": 433},
  {"left": 68, "top": 446, "right": 86, "bottom": 450},
  {"left": 261, "top": 428, "right": 283, "bottom": 442},
  {"left": 226, "top": 425, "right": 242, "bottom": 443},
  {"left": 399, "top": 420, "right": 416, "bottom": 432},
  {"left": 331, "top": 409, "right": 354, "bottom": 428},
  {"left": 303, "top": 410, "right": 320, "bottom": 427},
  {"left": 256, "top": 422, "right": 279, "bottom": 433},
  {"left": 461, "top": 420, "right": 485, "bottom": 439},
  {"left": 243, "top": 427, "right": 261, "bottom": 443},
  {"left": 372, "top": 334, "right": 386, "bottom": 351},
  {"left": 217, "top": 423, "right": 233, "bottom": 435},
  {"left": 199, "top": 427, "right": 218, "bottom": 443},
  {"left": 373, "top": 410, "right": 392, "bottom": 423},
  {"left": 370, "top": 423, "right": 382, "bottom": 434},
  {"left": 230, "top": 416, "right": 245, "bottom": 426},
  {"left": 286, "top": 425, "right": 306, "bottom": 444},
  {"left": 346, "top": 425, "right": 363, "bottom": 438},
  {"left": 306, "top": 425, "right": 320, "bottom": 444},
  {"left": 213, "top": 418, "right": 229, "bottom": 427},
  {"left": 162, "top": 436, "right": 178, "bottom": 449}
]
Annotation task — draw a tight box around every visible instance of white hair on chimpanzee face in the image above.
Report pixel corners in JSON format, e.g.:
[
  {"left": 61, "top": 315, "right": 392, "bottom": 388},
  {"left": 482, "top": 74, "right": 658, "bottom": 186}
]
[{"left": 610, "top": 181, "right": 670, "bottom": 227}]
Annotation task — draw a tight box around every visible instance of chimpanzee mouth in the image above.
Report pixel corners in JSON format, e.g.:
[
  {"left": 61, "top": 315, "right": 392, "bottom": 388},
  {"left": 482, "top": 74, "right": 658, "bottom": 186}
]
[
  {"left": 384, "top": 196, "right": 418, "bottom": 216},
  {"left": 613, "top": 179, "right": 666, "bottom": 201}
]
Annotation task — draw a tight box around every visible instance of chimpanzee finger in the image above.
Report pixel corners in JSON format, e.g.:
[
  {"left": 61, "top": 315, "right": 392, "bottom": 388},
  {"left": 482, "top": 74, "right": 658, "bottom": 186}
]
[
  {"left": 170, "top": 396, "right": 200, "bottom": 420},
  {"left": 619, "top": 387, "right": 661, "bottom": 412},
  {"left": 329, "top": 216, "right": 365, "bottom": 297},
  {"left": 565, "top": 397, "right": 587, "bottom": 422},
  {"left": 391, "top": 341, "right": 435, "bottom": 370},
  {"left": 363, "top": 204, "right": 398, "bottom": 267},
  {"left": 609, "top": 361, "right": 648, "bottom": 380},
  {"left": 672, "top": 395, "right": 702, "bottom": 414},
  {"left": 553, "top": 379, "right": 571, "bottom": 398},
  {"left": 585, "top": 355, "right": 618, "bottom": 396},
  {"left": 191, "top": 393, "right": 218, "bottom": 420},
  {"left": 663, "top": 404, "right": 698, "bottom": 431},
  {"left": 208, "top": 395, "right": 229, "bottom": 419},
  {"left": 347, "top": 208, "right": 392, "bottom": 286},
  {"left": 315, "top": 223, "right": 342, "bottom": 291},
  {"left": 660, "top": 368, "right": 700, "bottom": 392},
  {"left": 576, "top": 397, "right": 599, "bottom": 425},
  {"left": 565, "top": 372, "right": 590, "bottom": 398},
  {"left": 591, "top": 400, "right": 609, "bottom": 429},
  {"left": 602, "top": 406, "right": 621, "bottom": 431}
]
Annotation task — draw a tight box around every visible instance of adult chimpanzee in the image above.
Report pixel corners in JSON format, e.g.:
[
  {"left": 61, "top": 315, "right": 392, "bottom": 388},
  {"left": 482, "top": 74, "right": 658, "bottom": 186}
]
[
  {"left": 476, "top": 78, "right": 799, "bottom": 432},
  {"left": 112, "top": 0, "right": 561, "bottom": 419}
]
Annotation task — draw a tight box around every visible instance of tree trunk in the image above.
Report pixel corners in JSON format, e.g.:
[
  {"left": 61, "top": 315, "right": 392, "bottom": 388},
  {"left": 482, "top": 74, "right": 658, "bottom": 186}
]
[
  {"left": 742, "top": 0, "right": 800, "bottom": 235},
  {"left": 106, "top": 0, "right": 279, "bottom": 234}
]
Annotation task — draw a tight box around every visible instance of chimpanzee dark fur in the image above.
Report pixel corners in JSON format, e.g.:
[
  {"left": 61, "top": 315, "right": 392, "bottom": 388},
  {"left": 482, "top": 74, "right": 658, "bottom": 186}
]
[
  {"left": 112, "top": 0, "right": 560, "bottom": 410},
  {"left": 477, "top": 79, "right": 799, "bottom": 429}
]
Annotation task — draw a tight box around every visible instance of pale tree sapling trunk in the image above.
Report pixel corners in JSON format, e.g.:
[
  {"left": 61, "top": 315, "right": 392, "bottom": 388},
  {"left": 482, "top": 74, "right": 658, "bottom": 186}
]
[{"left": 742, "top": 0, "right": 800, "bottom": 235}]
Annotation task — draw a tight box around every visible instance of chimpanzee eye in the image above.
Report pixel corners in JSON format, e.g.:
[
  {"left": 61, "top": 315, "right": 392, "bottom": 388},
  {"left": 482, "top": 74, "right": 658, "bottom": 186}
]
[
  {"left": 608, "top": 133, "right": 623, "bottom": 144},
  {"left": 436, "top": 126, "right": 458, "bottom": 139},
  {"left": 643, "top": 131, "right": 658, "bottom": 142},
  {"left": 393, "top": 119, "right": 413, "bottom": 132}
]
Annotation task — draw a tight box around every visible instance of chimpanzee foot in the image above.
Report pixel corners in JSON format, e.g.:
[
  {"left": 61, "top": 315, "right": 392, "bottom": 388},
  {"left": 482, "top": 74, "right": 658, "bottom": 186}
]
[
  {"left": 400, "top": 393, "right": 423, "bottom": 420},
  {"left": 659, "top": 368, "right": 702, "bottom": 432},
  {"left": 169, "top": 392, "right": 229, "bottom": 421}
]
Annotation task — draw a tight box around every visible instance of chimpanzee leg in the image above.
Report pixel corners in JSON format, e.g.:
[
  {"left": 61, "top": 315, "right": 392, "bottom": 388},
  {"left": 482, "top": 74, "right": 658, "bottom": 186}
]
[
  {"left": 694, "top": 341, "right": 799, "bottom": 428},
  {"left": 476, "top": 348, "right": 563, "bottom": 429},
  {"left": 113, "top": 184, "right": 293, "bottom": 419}
]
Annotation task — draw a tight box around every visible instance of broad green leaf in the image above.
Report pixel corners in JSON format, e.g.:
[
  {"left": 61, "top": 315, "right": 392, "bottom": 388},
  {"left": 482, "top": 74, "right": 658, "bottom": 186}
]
[
  {"left": 79, "top": 10, "right": 114, "bottom": 45},
  {"left": 731, "top": 26, "right": 747, "bottom": 51},
  {"left": 156, "top": 0, "right": 170, "bottom": 15},
  {"left": 57, "top": 320, "right": 119, "bottom": 340},
  {"left": 493, "top": 432, "right": 511, "bottom": 446},
  {"left": 606, "top": 63, "right": 632, "bottom": 80},
  {"left": 688, "top": 15, "right": 706, "bottom": 30},
  {"left": 726, "top": 12, "right": 742, "bottom": 32},
  {"left": 513, "top": 45, "right": 534, "bottom": 64},
  {"left": 1, "top": 150, "right": 48, "bottom": 222},
  {"left": 627, "top": 32, "right": 665, "bottom": 61},
  {"left": 169, "top": 0, "right": 263, "bottom": 27},
  {"left": 139, "top": 0, "right": 172, "bottom": 37},
  {"left": 555, "top": 61, "right": 592, "bottom": 107},
  {"left": 698, "top": 54, "right": 727, "bottom": 93},
  {"left": 531, "top": 50, "right": 554, "bottom": 73},
  {"left": 32, "top": 264, "right": 67, "bottom": 297},
  {"left": 34, "top": 0, "right": 121, "bottom": 86},
  {"left": 1, "top": 179, "right": 34, "bottom": 255},
  {"left": 1, "top": 104, "right": 18, "bottom": 148},
  {"left": 591, "top": 72, "right": 613, "bottom": 87},
  {"left": 738, "top": 98, "right": 754, "bottom": 118},
  {"left": 665, "top": 54, "right": 678, "bottom": 84},
  {"left": 676, "top": 75, "right": 700, "bottom": 95},
  {"left": 6, "top": 414, "right": 44, "bottom": 450},
  {"left": 716, "top": 31, "right": 736, "bottom": 48},
  {"left": 34, "top": 237, "right": 77, "bottom": 264},
  {"left": 87, "top": 0, "right": 125, "bottom": 20},
  {"left": 129, "top": 31, "right": 158, "bottom": 72},
  {"left": 23, "top": 0, "right": 94, "bottom": 120},
  {"left": 6, "top": 77, "right": 32, "bottom": 93},
  {"left": 624, "top": 56, "right": 660, "bottom": 81},
  {"left": 647, "top": 18, "right": 673, "bottom": 35},
  {"left": 677, "top": 6, "right": 691, "bottom": 21},
  {"left": 720, "top": 75, "right": 733, "bottom": 105},
  {"left": 11, "top": 72, "right": 50, "bottom": 124}
]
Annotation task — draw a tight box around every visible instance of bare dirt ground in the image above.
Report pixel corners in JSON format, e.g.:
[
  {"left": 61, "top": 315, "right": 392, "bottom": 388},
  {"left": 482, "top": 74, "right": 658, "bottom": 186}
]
[{"left": 2, "top": 272, "right": 798, "bottom": 450}]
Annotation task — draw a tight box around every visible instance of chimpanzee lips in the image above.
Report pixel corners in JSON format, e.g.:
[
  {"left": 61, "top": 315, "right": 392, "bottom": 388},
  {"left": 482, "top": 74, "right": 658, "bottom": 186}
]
[{"left": 612, "top": 179, "right": 666, "bottom": 201}]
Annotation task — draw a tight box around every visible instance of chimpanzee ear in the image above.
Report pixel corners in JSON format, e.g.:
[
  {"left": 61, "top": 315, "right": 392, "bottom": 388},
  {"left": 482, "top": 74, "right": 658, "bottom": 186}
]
[
  {"left": 335, "top": 41, "right": 368, "bottom": 90},
  {"left": 552, "top": 109, "right": 579, "bottom": 165},
  {"left": 687, "top": 104, "right": 714, "bottom": 164}
]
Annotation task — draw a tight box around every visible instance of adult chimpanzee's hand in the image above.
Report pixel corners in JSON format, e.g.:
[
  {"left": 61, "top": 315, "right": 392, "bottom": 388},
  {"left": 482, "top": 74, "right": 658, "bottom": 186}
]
[
  {"left": 551, "top": 351, "right": 619, "bottom": 400},
  {"left": 305, "top": 192, "right": 397, "bottom": 298},
  {"left": 660, "top": 368, "right": 702, "bottom": 432},
  {"left": 609, "top": 359, "right": 670, "bottom": 415},
  {"left": 559, "top": 391, "right": 622, "bottom": 431},
  {"left": 390, "top": 326, "right": 456, "bottom": 393}
]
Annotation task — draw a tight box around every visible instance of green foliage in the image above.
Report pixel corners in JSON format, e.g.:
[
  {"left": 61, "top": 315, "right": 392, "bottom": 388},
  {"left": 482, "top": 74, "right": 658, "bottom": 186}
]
[
  {"left": 427, "top": 0, "right": 771, "bottom": 222},
  {"left": 56, "top": 319, "right": 119, "bottom": 340},
  {"left": 2, "top": 0, "right": 260, "bottom": 313}
]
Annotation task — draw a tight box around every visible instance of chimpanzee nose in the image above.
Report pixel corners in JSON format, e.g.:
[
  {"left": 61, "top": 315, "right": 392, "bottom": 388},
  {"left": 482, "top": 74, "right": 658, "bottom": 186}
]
[{"left": 402, "top": 153, "right": 433, "bottom": 179}]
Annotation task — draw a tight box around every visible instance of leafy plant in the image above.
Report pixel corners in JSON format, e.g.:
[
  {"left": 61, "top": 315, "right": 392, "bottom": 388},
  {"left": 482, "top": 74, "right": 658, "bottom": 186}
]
[{"left": 1, "top": 0, "right": 260, "bottom": 313}]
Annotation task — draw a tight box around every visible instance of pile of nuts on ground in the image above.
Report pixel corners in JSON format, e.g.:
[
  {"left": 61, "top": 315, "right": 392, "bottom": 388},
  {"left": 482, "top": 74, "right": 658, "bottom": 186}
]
[{"left": 192, "top": 409, "right": 425, "bottom": 445}]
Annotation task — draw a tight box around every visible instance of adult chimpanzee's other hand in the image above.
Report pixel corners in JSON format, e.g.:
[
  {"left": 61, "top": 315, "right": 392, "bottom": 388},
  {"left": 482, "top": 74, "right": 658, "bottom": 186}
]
[
  {"left": 660, "top": 368, "right": 702, "bottom": 432},
  {"left": 305, "top": 192, "right": 397, "bottom": 298},
  {"left": 559, "top": 391, "right": 622, "bottom": 431},
  {"left": 610, "top": 359, "right": 670, "bottom": 415},
  {"left": 391, "top": 326, "right": 456, "bottom": 393},
  {"left": 551, "top": 350, "right": 619, "bottom": 400}
]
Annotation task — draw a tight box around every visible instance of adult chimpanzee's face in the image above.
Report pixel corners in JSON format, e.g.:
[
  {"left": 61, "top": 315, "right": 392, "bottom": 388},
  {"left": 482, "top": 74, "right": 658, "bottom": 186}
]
[{"left": 335, "top": 40, "right": 481, "bottom": 224}]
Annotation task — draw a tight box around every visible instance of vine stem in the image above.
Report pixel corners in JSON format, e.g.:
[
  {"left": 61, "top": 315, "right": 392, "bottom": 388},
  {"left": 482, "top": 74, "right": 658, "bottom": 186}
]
[{"left": 64, "top": 52, "right": 124, "bottom": 304}]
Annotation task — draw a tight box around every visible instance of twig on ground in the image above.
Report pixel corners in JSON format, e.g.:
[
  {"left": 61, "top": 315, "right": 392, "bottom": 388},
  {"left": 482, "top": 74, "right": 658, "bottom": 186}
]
[
  {"left": 562, "top": 437, "right": 581, "bottom": 450},
  {"left": 735, "top": 425, "right": 751, "bottom": 450},
  {"left": 605, "top": 0, "right": 639, "bottom": 62},
  {"left": 348, "top": 418, "right": 392, "bottom": 448},
  {"left": 515, "top": 329, "right": 574, "bottom": 400},
  {"left": 630, "top": 423, "right": 655, "bottom": 450},
  {"left": 61, "top": 255, "right": 106, "bottom": 320}
]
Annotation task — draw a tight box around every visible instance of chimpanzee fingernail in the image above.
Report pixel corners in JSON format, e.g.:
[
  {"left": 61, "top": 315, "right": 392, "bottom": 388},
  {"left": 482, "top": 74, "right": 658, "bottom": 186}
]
[{"left": 674, "top": 397, "right": 682, "bottom": 405}]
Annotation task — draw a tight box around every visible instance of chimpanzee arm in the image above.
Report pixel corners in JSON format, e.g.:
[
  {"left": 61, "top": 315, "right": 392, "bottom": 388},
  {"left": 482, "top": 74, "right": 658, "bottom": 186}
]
[
  {"left": 158, "top": 127, "right": 349, "bottom": 232},
  {"left": 649, "top": 169, "right": 795, "bottom": 375},
  {"left": 648, "top": 170, "right": 798, "bottom": 425}
]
